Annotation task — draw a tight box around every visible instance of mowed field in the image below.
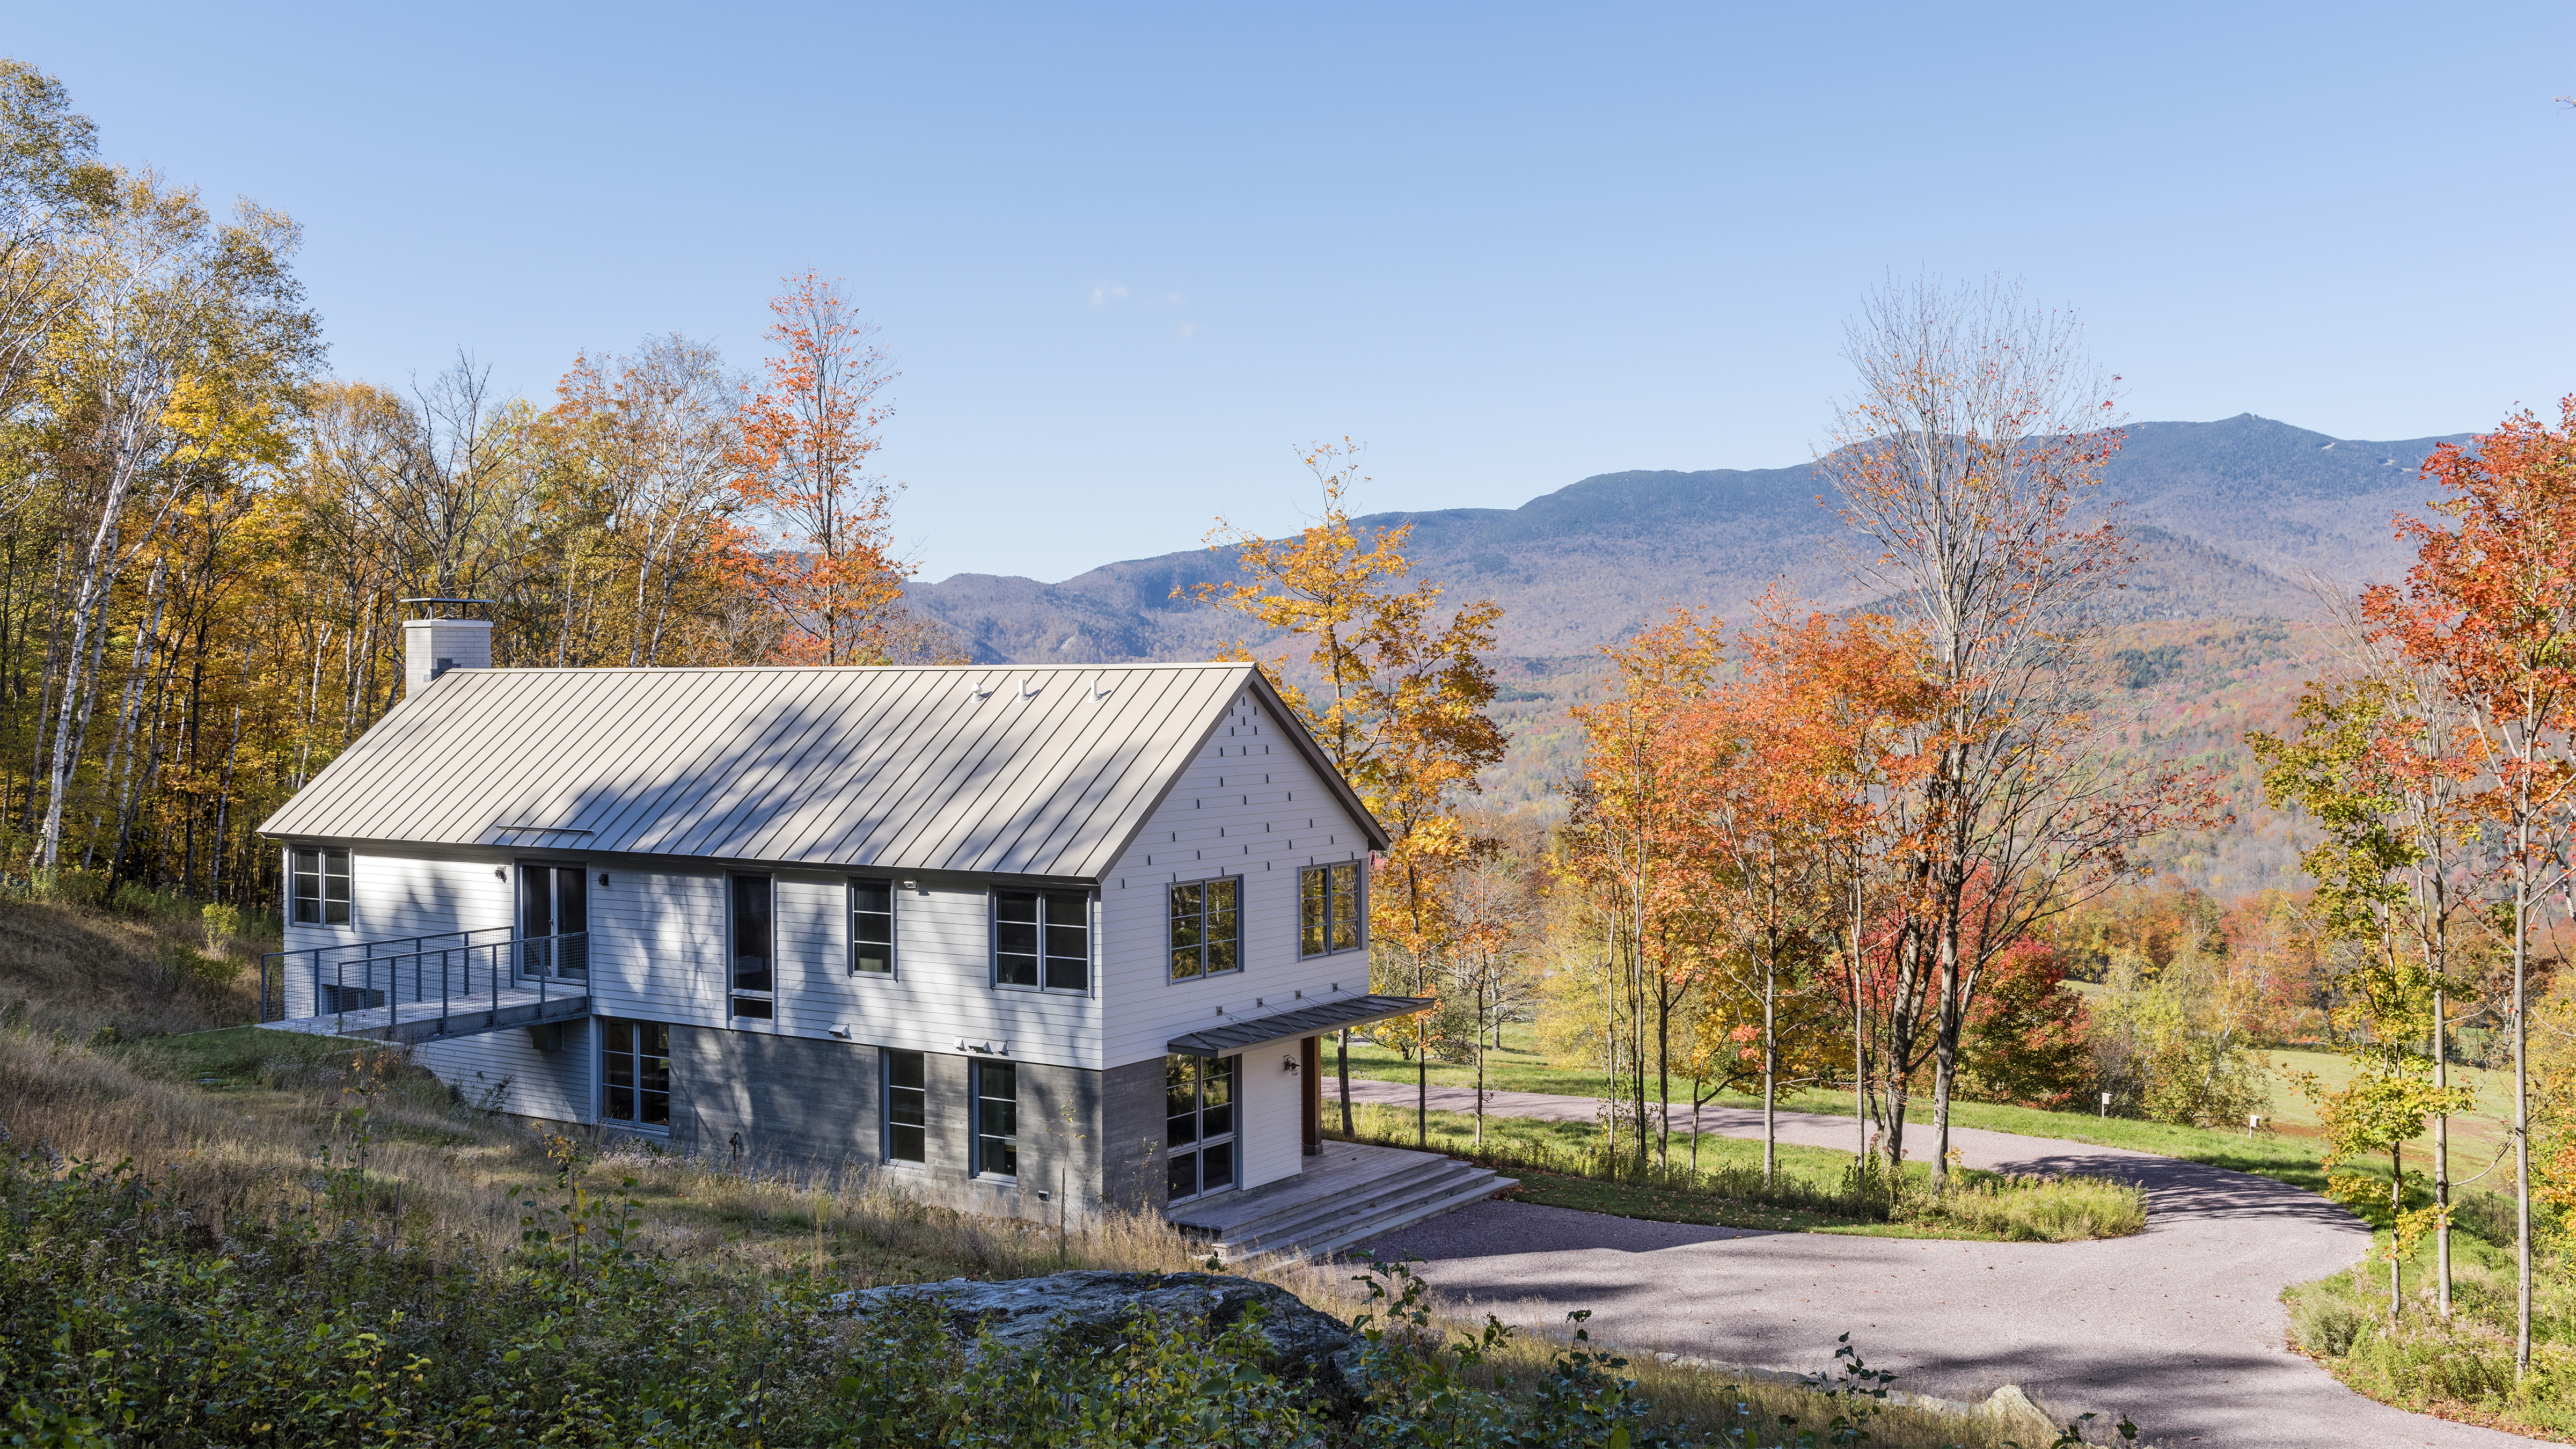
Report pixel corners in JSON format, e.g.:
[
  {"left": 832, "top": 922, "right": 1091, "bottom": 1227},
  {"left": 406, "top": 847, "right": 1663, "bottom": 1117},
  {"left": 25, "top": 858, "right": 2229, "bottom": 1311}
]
[{"left": 1334, "top": 1024, "right": 2502, "bottom": 1194}]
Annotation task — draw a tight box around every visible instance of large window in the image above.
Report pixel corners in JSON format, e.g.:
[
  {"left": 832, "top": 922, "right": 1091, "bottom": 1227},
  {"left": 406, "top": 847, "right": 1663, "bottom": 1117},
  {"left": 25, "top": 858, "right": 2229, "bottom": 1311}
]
[
  {"left": 851, "top": 879, "right": 895, "bottom": 975},
  {"left": 974, "top": 1060, "right": 1018, "bottom": 1177},
  {"left": 1165, "top": 1054, "right": 1236, "bottom": 1202},
  {"left": 599, "top": 1019, "right": 671, "bottom": 1129},
  {"left": 885, "top": 1049, "right": 926, "bottom": 1163},
  {"left": 729, "top": 874, "right": 773, "bottom": 1020},
  {"left": 290, "top": 846, "right": 351, "bottom": 927},
  {"left": 994, "top": 889, "right": 1090, "bottom": 991},
  {"left": 1298, "top": 862, "right": 1363, "bottom": 957},
  {"left": 1168, "top": 877, "right": 1240, "bottom": 980}
]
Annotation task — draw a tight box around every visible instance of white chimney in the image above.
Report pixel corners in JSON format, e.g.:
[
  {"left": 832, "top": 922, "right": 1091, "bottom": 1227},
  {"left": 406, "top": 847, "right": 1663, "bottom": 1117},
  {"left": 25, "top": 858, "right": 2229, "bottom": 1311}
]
[{"left": 404, "top": 617, "right": 492, "bottom": 698}]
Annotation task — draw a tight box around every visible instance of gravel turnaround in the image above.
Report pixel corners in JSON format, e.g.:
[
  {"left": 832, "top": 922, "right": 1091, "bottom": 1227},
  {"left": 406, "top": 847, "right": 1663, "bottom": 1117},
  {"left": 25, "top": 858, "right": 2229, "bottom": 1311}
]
[{"left": 1342, "top": 1078, "right": 2538, "bottom": 1447}]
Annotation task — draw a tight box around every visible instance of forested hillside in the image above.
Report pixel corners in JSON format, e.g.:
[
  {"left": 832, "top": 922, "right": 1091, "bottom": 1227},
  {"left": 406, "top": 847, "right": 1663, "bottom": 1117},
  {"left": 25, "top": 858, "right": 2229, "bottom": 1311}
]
[
  {"left": 0, "top": 56, "right": 2449, "bottom": 911},
  {"left": 0, "top": 64, "right": 935, "bottom": 908}
]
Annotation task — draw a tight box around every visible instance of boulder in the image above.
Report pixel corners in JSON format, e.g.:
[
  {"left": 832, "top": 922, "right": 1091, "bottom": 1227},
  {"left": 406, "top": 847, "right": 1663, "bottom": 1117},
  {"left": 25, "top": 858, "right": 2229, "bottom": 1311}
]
[
  {"left": 834, "top": 1270, "right": 1357, "bottom": 1401},
  {"left": 1980, "top": 1384, "right": 2060, "bottom": 1439}
]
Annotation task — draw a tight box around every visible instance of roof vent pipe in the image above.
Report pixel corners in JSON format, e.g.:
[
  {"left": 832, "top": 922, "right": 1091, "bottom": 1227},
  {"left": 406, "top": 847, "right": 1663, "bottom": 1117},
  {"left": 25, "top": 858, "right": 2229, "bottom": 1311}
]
[{"left": 400, "top": 598, "right": 494, "bottom": 699}]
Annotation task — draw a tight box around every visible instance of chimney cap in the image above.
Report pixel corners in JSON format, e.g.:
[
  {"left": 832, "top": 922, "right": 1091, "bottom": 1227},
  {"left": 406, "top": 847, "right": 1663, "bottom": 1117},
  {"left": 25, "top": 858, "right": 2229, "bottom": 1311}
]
[{"left": 400, "top": 597, "right": 496, "bottom": 620}]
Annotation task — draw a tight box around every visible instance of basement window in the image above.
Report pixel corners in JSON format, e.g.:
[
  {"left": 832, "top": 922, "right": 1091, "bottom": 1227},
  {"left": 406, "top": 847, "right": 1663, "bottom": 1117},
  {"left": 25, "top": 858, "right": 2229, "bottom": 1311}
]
[
  {"left": 885, "top": 1049, "right": 926, "bottom": 1164},
  {"left": 975, "top": 1059, "right": 1018, "bottom": 1177},
  {"left": 599, "top": 1019, "right": 671, "bottom": 1130}
]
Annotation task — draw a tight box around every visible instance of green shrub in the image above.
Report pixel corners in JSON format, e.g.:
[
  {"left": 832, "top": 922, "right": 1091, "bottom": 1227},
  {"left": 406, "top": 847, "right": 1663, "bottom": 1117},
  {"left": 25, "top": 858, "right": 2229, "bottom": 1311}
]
[
  {"left": 1912, "top": 1173, "right": 2148, "bottom": 1242},
  {"left": 31, "top": 867, "right": 105, "bottom": 908},
  {"left": 201, "top": 900, "right": 243, "bottom": 954},
  {"left": 108, "top": 880, "right": 198, "bottom": 922},
  {"left": 2287, "top": 1287, "right": 2370, "bottom": 1358}
]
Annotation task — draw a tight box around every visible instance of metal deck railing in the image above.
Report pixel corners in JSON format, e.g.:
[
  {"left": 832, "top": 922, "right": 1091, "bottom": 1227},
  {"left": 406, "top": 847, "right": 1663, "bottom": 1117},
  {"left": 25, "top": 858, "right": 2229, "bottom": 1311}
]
[{"left": 259, "top": 927, "right": 590, "bottom": 1041}]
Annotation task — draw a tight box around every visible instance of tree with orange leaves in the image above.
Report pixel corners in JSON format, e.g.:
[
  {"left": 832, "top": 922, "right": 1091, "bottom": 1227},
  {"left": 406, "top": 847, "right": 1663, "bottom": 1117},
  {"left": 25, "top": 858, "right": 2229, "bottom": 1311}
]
[
  {"left": 1184, "top": 440, "right": 1505, "bottom": 1141},
  {"left": 1672, "top": 638, "right": 1834, "bottom": 1182},
  {"left": 1685, "top": 592, "right": 1946, "bottom": 1177},
  {"left": 2362, "top": 394, "right": 2576, "bottom": 1375},
  {"left": 1563, "top": 606, "right": 1725, "bottom": 1170},
  {"left": 1820, "top": 276, "right": 2220, "bottom": 1189},
  {"left": 736, "top": 273, "right": 906, "bottom": 664}
]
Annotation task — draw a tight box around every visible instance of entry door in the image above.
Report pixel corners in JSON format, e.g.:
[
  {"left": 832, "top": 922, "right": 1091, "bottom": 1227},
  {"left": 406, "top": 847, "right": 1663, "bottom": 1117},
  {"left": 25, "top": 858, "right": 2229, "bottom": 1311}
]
[
  {"left": 1166, "top": 1053, "right": 1238, "bottom": 1202},
  {"left": 517, "top": 862, "right": 589, "bottom": 978}
]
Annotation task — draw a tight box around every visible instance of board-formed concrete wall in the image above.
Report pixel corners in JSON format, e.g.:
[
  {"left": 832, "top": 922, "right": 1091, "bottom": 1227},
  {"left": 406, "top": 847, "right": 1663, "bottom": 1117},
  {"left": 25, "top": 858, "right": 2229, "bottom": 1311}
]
[{"left": 659, "top": 1028, "right": 1114, "bottom": 1224}]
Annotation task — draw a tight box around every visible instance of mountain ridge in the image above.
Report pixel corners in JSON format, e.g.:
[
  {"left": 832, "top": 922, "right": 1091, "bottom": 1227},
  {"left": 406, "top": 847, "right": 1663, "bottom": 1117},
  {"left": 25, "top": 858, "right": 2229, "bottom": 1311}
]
[{"left": 906, "top": 413, "right": 2472, "bottom": 664}]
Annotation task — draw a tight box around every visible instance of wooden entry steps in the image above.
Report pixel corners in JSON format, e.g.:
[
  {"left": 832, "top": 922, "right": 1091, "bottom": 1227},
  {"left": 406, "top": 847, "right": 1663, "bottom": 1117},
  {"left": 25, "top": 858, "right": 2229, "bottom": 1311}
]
[{"left": 1166, "top": 1140, "right": 1513, "bottom": 1264}]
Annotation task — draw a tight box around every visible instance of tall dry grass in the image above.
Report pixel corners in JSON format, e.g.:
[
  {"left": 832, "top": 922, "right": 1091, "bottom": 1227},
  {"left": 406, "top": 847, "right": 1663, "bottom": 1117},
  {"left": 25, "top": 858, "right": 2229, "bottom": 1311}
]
[
  {"left": 0, "top": 893, "right": 262, "bottom": 1040},
  {"left": 0, "top": 873, "right": 2070, "bottom": 1449}
]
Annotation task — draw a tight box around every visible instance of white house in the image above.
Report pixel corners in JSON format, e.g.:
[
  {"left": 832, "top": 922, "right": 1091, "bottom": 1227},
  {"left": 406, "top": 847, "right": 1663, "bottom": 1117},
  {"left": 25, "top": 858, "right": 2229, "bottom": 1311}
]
[{"left": 254, "top": 616, "right": 1457, "bottom": 1228}]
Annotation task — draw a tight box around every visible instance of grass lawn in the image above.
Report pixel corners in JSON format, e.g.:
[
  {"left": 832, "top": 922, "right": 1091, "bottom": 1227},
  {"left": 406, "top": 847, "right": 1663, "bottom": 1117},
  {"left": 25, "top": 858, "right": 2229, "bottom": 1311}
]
[
  {"left": 1335, "top": 1024, "right": 2505, "bottom": 1203},
  {"left": 2266, "top": 1045, "right": 2511, "bottom": 1161},
  {"left": 1335, "top": 1101, "right": 2145, "bottom": 1241}
]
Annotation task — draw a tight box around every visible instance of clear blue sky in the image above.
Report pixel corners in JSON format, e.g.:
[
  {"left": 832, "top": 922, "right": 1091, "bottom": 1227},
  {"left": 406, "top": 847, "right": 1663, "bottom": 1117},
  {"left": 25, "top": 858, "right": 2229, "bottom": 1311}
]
[{"left": 8, "top": 3, "right": 2572, "bottom": 582}]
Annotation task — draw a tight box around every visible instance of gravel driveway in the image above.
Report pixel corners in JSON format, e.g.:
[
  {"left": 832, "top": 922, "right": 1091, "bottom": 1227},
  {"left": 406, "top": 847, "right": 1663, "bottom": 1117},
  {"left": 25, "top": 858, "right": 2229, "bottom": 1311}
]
[{"left": 1343, "top": 1078, "right": 2536, "bottom": 1447}]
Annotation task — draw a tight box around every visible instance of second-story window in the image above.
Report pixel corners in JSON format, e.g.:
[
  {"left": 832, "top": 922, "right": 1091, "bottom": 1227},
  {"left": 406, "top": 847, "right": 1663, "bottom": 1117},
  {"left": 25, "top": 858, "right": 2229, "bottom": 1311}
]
[
  {"left": 290, "top": 846, "right": 352, "bottom": 927},
  {"left": 851, "top": 879, "right": 895, "bottom": 975},
  {"left": 1168, "top": 877, "right": 1240, "bottom": 980},
  {"left": 1299, "top": 862, "right": 1363, "bottom": 957},
  {"left": 994, "top": 889, "right": 1089, "bottom": 991},
  {"left": 729, "top": 873, "right": 773, "bottom": 1020}
]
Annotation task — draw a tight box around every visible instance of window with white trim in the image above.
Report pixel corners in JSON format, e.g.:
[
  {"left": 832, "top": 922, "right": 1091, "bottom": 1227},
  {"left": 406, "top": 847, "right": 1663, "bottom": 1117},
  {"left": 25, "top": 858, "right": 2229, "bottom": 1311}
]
[{"left": 729, "top": 874, "right": 773, "bottom": 1020}]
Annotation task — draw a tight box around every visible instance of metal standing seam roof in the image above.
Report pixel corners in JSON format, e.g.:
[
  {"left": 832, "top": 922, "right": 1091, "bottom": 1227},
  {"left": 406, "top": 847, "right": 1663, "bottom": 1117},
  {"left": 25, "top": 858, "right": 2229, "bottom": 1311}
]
[{"left": 257, "top": 663, "right": 1390, "bottom": 879}]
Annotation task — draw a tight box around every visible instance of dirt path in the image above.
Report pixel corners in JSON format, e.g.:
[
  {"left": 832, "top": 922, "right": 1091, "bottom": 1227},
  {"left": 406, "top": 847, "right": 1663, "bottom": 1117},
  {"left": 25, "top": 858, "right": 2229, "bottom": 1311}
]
[{"left": 1343, "top": 1078, "right": 2537, "bottom": 1447}]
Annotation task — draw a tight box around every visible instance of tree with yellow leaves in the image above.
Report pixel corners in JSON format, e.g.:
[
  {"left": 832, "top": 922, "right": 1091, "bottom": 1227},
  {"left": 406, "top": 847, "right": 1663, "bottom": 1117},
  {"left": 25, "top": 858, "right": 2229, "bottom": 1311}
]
[{"left": 1183, "top": 440, "right": 1505, "bottom": 1142}]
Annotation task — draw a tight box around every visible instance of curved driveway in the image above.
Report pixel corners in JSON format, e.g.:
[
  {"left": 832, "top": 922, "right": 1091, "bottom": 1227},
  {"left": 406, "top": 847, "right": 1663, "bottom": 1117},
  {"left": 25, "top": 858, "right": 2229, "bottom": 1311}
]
[{"left": 1345, "top": 1079, "right": 2536, "bottom": 1447}]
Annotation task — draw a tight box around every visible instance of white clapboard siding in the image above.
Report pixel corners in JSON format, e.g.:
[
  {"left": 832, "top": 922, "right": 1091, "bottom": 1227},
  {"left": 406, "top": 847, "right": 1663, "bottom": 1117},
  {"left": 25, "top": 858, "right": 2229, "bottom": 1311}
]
[
  {"left": 279, "top": 849, "right": 515, "bottom": 1018},
  {"left": 584, "top": 866, "right": 727, "bottom": 1029},
  {"left": 1099, "top": 691, "right": 1375, "bottom": 1070},
  {"left": 769, "top": 874, "right": 1101, "bottom": 1071},
  {"left": 1234, "top": 1040, "right": 1305, "bottom": 1191},
  {"left": 414, "top": 1017, "right": 592, "bottom": 1122}
]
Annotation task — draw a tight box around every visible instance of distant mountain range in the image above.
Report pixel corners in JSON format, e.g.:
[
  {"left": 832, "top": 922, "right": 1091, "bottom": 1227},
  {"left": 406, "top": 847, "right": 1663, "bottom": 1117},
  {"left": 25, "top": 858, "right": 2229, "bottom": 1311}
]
[{"left": 905, "top": 414, "right": 2471, "bottom": 665}]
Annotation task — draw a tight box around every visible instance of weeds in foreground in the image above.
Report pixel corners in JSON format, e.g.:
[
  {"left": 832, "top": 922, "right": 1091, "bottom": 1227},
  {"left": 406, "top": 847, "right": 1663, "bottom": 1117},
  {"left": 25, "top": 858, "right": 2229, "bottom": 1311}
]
[
  {"left": 2284, "top": 1217, "right": 2576, "bottom": 1438},
  {"left": 0, "top": 1021, "right": 2089, "bottom": 1447},
  {"left": 0, "top": 1141, "right": 2119, "bottom": 1447}
]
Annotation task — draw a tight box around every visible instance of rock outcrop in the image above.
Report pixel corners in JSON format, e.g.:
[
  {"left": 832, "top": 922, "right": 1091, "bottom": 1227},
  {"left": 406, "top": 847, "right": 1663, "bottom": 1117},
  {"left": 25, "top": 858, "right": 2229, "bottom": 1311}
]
[{"left": 834, "top": 1270, "right": 1356, "bottom": 1401}]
